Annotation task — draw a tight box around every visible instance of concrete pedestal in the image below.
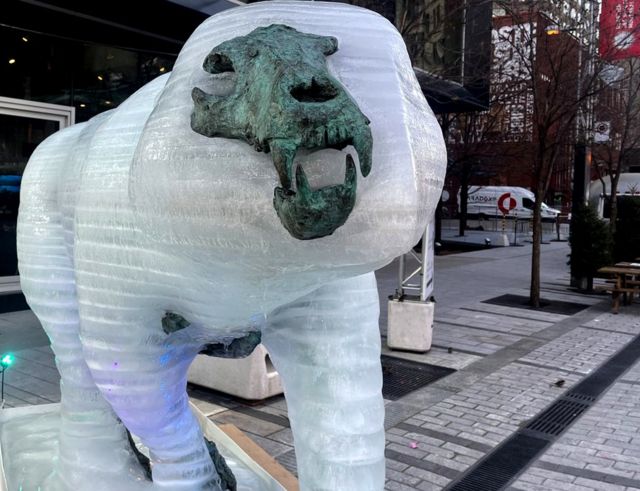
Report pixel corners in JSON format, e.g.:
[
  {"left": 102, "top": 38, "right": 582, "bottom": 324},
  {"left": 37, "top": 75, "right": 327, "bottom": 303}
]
[
  {"left": 498, "top": 233, "right": 510, "bottom": 246},
  {"left": 386, "top": 298, "right": 434, "bottom": 352},
  {"left": 188, "top": 344, "right": 283, "bottom": 400}
]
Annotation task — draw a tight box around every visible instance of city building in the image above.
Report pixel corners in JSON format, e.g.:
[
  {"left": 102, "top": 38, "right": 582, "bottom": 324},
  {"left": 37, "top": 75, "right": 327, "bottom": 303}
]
[{"left": 443, "top": 1, "right": 635, "bottom": 218}]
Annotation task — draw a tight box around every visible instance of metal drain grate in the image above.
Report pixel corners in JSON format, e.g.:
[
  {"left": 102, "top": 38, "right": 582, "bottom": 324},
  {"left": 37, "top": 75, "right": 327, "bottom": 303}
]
[
  {"left": 526, "top": 399, "right": 589, "bottom": 436},
  {"left": 446, "top": 333, "right": 640, "bottom": 491},
  {"left": 381, "top": 356, "right": 455, "bottom": 401},
  {"left": 564, "top": 391, "right": 597, "bottom": 403},
  {"left": 448, "top": 434, "right": 548, "bottom": 491}
]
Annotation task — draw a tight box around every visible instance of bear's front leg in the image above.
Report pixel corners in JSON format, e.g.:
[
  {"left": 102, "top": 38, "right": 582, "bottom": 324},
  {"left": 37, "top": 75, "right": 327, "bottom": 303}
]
[
  {"left": 263, "top": 272, "right": 385, "bottom": 491},
  {"left": 80, "top": 308, "right": 223, "bottom": 490}
]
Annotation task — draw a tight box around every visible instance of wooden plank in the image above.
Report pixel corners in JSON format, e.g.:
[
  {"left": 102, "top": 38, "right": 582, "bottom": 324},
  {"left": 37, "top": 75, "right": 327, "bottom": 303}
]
[
  {"left": 598, "top": 266, "right": 640, "bottom": 276},
  {"left": 219, "top": 423, "right": 299, "bottom": 491},
  {"left": 616, "top": 262, "right": 640, "bottom": 269},
  {"left": 598, "top": 266, "right": 640, "bottom": 275}
]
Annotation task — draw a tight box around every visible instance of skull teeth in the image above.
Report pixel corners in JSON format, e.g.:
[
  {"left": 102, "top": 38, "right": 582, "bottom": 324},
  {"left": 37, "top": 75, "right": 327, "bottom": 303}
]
[
  {"left": 345, "top": 154, "right": 356, "bottom": 187},
  {"left": 353, "top": 133, "right": 372, "bottom": 177},
  {"left": 295, "top": 164, "right": 311, "bottom": 198}
]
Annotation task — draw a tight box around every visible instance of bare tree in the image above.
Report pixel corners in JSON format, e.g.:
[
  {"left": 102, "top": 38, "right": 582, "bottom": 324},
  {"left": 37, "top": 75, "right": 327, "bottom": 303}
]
[
  {"left": 490, "top": 2, "right": 611, "bottom": 307},
  {"left": 592, "top": 58, "right": 640, "bottom": 234}
]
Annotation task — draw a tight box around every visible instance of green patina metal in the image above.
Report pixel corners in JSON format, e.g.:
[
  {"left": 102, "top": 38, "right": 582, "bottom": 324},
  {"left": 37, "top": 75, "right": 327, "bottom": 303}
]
[
  {"left": 162, "top": 311, "right": 191, "bottom": 334},
  {"left": 162, "top": 312, "right": 261, "bottom": 359},
  {"left": 127, "top": 430, "right": 237, "bottom": 490},
  {"left": 200, "top": 331, "right": 261, "bottom": 359},
  {"left": 191, "top": 24, "right": 373, "bottom": 240},
  {"left": 205, "top": 439, "right": 237, "bottom": 491}
]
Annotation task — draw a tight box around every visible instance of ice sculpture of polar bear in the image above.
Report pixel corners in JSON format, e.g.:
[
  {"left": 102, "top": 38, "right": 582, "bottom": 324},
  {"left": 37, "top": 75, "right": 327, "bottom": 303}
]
[{"left": 17, "top": 2, "right": 445, "bottom": 490}]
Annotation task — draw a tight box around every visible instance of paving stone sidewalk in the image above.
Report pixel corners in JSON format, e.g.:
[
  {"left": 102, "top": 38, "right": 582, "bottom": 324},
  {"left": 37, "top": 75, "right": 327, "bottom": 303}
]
[{"left": 2, "top": 241, "right": 640, "bottom": 491}]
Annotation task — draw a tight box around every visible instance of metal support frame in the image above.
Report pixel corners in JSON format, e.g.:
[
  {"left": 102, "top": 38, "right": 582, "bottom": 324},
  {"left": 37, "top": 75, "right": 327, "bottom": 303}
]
[{"left": 395, "top": 224, "right": 432, "bottom": 302}]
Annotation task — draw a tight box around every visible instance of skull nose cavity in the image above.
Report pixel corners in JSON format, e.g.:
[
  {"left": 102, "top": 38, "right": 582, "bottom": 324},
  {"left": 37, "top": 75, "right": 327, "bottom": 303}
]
[{"left": 290, "top": 77, "right": 339, "bottom": 103}]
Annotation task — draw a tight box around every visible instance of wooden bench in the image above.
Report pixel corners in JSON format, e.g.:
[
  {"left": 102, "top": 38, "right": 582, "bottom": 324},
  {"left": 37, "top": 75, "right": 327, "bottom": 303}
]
[{"left": 596, "top": 266, "right": 640, "bottom": 314}]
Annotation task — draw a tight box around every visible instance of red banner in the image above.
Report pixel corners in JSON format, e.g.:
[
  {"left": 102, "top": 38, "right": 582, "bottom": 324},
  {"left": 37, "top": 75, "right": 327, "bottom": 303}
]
[{"left": 600, "top": 0, "right": 640, "bottom": 59}]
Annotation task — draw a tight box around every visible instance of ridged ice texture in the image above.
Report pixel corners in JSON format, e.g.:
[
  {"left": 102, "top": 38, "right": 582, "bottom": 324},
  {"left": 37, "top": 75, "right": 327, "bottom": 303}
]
[{"left": 16, "top": 2, "right": 446, "bottom": 490}]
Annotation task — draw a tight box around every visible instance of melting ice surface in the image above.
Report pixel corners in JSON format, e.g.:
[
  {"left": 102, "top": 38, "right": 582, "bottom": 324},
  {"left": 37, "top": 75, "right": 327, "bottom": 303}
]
[{"left": 1, "top": 408, "right": 276, "bottom": 491}]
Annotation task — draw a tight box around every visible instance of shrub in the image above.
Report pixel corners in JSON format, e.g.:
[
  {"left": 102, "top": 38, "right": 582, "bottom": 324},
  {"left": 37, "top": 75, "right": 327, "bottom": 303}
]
[{"left": 569, "top": 204, "right": 612, "bottom": 287}]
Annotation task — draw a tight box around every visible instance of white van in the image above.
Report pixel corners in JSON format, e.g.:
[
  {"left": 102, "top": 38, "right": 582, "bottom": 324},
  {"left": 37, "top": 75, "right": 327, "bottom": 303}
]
[{"left": 458, "top": 186, "right": 561, "bottom": 220}]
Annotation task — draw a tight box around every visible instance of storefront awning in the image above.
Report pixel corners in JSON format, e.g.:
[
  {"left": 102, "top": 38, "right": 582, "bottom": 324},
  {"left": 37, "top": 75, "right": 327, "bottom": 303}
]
[{"left": 414, "top": 67, "right": 488, "bottom": 114}]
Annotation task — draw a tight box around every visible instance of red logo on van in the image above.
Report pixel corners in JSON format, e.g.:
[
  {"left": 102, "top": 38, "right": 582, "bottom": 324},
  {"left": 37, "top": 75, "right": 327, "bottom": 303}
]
[{"left": 498, "top": 193, "right": 516, "bottom": 214}]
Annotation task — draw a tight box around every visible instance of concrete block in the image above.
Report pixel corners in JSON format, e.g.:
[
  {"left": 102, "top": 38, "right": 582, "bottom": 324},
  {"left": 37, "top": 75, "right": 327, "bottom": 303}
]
[
  {"left": 188, "top": 344, "right": 283, "bottom": 400},
  {"left": 387, "top": 299, "right": 434, "bottom": 352}
]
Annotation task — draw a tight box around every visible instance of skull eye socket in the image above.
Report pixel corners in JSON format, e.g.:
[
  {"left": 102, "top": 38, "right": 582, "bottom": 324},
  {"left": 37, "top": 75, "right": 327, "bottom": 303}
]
[
  {"left": 290, "top": 78, "right": 339, "bottom": 103},
  {"left": 203, "top": 52, "right": 235, "bottom": 74}
]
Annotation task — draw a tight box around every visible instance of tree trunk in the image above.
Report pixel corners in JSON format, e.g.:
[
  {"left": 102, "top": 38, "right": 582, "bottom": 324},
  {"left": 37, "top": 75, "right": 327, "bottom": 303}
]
[{"left": 609, "top": 174, "right": 620, "bottom": 236}]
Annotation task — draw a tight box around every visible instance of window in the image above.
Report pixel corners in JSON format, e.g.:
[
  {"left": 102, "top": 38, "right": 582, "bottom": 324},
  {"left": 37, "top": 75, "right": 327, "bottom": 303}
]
[
  {"left": 1, "top": 26, "right": 175, "bottom": 122},
  {"left": 523, "top": 197, "right": 535, "bottom": 209}
]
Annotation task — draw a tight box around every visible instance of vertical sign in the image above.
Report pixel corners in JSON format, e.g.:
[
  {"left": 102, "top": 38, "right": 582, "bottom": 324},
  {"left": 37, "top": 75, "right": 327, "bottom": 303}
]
[
  {"left": 422, "top": 213, "right": 436, "bottom": 301},
  {"left": 600, "top": 0, "right": 640, "bottom": 59}
]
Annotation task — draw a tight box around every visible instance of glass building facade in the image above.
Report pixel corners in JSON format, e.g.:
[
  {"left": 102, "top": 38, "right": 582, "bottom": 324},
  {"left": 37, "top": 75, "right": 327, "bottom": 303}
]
[
  {"left": 1, "top": 22, "right": 177, "bottom": 123},
  {"left": 1, "top": 0, "right": 207, "bottom": 280}
]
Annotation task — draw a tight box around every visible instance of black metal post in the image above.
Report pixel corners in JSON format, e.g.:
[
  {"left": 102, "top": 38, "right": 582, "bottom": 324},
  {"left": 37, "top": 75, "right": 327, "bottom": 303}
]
[
  {"left": 570, "top": 142, "right": 592, "bottom": 288},
  {"left": 571, "top": 143, "right": 590, "bottom": 214}
]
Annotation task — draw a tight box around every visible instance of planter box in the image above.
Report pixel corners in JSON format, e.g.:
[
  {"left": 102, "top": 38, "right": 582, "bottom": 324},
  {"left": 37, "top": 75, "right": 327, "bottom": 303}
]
[
  {"left": 188, "top": 344, "right": 283, "bottom": 400},
  {"left": 387, "top": 298, "right": 434, "bottom": 352}
]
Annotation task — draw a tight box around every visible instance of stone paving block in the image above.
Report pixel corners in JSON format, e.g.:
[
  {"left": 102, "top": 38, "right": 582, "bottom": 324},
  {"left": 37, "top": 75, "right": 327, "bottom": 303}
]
[
  {"left": 582, "top": 306, "right": 640, "bottom": 334},
  {"left": 519, "top": 327, "right": 633, "bottom": 374},
  {"left": 416, "top": 482, "right": 445, "bottom": 491},
  {"left": 385, "top": 448, "right": 459, "bottom": 480},
  {"left": 385, "top": 468, "right": 422, "bottom": 487},
  {"left": 386, "top": 459, "right": 410, "bottom": 472},
  {"left": 210, "top": 409, "right": 284, "bottom": 437},
  {"left": 2, "top": 384, "right": 55, "bottom": 406},
  {"left": 432, "top": 322, "right": 523, "bottom": 355},
  {"left": 514, "top": 468, "right": 621, "bottom": 491},
  {"left": 436, "top": 308, "right": 553, "bottom": 337},
  {"left": 542, "top": 478, "right": 594, "bottom": 490},
  {"left": 463, "top": 302, "right": 567, "bottom": 323},
  {"left": 190, "top": 397, "right": 227, "bottom": 417},
  {"left": 381, "top": 345, "right": 481, "bottom": 371},
  {"left": 423, "top": 452, "right": 469, "bottom": 472},
  {"left": 507, "top": 482, "right": 552, "bottom": 491},
  {"left": 4, "top": 377, "right": 59, "bottom": 401},
  {"left": 385, "top": 479, "right": 422, "bottom": 491},
  {"left": 621, "top": 364, "right": 640, "bottom": 385},
  {"left": 241, "top": 432, "right": 293, "bottom": 458},
  {"left": 406, "top": 467, "right": 451, "bottom": 488}
]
